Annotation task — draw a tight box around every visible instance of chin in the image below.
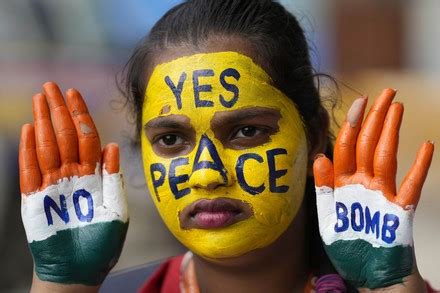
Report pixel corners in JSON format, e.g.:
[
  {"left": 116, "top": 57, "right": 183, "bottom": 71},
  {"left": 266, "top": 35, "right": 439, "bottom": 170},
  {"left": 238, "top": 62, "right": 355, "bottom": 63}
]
[{"left": 175, "top": 217, "right": 292, "bottom": 260}]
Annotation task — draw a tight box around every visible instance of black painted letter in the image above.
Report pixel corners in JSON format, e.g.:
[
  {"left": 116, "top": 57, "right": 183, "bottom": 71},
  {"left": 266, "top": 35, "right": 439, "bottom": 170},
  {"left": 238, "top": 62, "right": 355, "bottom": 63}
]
[
  {"left": 165, "top": 72, "right": 187, "bottom": 110},
  {"left": 169, "top": 158, "right": 191, "bottom": 199},
  {"left": 267, "top": 148, "right": 289, "bottom": 193},
  {"left": 236, "top": 153, "right": 265, "bottom": 195},
  {"left": 192, "top": 135, "right": 228, "bottom": 184},
  {"left": 150, "top": 163, "right": 166, "bottom": 202},
  {"left": 193, "top": 69, "right": 214, "bottom": 107},
  {"left": 219, "top": 68, "right": 240, "bottom": 108}
]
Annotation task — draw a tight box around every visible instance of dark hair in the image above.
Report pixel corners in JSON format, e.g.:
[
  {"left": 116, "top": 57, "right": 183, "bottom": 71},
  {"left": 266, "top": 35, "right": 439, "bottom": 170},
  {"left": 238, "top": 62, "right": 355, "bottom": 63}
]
[{"left": 118, "top": 0, "right": 337, "bottom": 278}]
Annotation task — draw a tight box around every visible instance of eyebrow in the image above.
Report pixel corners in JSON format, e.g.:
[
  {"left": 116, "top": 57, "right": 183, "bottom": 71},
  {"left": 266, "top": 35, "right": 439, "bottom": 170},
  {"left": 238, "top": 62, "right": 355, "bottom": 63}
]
[
  {"left": 144, "top": 115, "right": 192, "bottom": 130},
  {"left": 211, "top": 107, "right": 281, "bottom": 127}
]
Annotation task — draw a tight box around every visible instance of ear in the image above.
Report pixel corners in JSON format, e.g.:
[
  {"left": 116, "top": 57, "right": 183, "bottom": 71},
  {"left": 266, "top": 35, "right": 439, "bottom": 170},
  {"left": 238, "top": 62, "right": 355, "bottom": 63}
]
[{"left": 306, "top": 106, "right": 330, "bottom": 176}]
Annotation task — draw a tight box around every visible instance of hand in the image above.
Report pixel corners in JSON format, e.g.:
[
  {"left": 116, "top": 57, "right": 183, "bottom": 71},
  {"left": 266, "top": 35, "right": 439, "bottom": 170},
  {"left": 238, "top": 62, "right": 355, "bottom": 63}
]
[
  {"left": 313, "top": 89, "right": 434, "bottom": 290},
  {"left": 19, "top": 82, "right": 129, "bottom": 288}
]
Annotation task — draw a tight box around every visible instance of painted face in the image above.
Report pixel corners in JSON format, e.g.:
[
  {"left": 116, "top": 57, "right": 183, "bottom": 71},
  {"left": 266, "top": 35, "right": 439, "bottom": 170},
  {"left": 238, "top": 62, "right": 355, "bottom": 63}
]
[{"left": 141, "top": 52, "right": 308, "bottom": 258}]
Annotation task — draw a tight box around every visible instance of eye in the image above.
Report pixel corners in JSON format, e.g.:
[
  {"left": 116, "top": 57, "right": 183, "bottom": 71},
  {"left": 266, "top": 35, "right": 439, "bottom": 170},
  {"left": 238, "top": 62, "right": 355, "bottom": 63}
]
[
  {"left": 234, "top": 126, "right": 263, "bottom": 138},
  {"left": 227, "top": 125, "right": 273, "bottom": 149},
  {"left": 157, "top": 134, "right": 184, "bottom": 147}
]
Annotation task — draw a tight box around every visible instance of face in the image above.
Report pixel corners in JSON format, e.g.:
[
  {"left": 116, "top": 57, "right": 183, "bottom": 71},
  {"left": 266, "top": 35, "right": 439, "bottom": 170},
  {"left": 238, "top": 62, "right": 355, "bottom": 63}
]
[{"left": 141, "top": 51, "right": 308, "bottom": 259}]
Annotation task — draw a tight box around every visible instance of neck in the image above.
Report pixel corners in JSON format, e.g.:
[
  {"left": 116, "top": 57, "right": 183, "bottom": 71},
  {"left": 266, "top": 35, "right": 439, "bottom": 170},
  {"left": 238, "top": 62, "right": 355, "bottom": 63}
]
[{"left": 193, "top": 206, "right": 308, "bottom": 293}]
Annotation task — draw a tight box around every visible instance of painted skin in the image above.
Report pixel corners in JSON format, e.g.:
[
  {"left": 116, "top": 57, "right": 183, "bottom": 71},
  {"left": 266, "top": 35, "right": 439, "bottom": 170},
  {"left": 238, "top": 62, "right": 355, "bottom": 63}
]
[
  {"left": 141, "top": 52, "right": 309, "bottom": 259},
  {"left": 313, "top": 89, "right": 434, "bottom": 289},
  {"left": 19, "top": 82, "right": 128, "bottom": 287},
  {"left": 19, "top": 66, "right": 433, "bottom": 292}
]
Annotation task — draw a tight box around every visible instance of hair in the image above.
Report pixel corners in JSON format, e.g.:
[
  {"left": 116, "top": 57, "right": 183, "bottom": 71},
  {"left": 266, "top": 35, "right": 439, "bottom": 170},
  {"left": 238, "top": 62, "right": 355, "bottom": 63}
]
[{"left": 118, "top": 0, "right": 338, "bottom": 279}]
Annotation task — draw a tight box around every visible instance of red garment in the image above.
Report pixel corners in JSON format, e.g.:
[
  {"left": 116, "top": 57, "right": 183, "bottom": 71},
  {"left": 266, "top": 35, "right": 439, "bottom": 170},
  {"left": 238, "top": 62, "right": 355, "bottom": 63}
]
[
  {"left": 139, "top": 255, "right": 439, "bottom": 293},
  {"left": 139, "top": 255, "right": 183, "bottom": 293},
  {"left": 427, "top": 281, "right": 439, "bottom": 293}
]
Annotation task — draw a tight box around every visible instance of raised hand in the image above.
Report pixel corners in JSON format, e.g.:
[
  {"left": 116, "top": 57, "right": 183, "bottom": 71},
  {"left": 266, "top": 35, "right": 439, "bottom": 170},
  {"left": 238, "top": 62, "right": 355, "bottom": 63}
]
[
  {"left": 313, "top": 89, "right": 434, "bottom": 289},
  {"left": 19, "top": 82, "right": 128, "bottom": 287}
]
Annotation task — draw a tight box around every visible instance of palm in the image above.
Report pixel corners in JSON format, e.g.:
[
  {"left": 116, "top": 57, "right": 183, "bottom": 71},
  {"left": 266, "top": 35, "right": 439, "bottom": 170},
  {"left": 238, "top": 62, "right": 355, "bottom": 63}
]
[
  {"left": 19, "top": 82, "right": 128, "bottom": 285},
  {"left": 313, "top": 89, "right": 434, "bottom": 289}
]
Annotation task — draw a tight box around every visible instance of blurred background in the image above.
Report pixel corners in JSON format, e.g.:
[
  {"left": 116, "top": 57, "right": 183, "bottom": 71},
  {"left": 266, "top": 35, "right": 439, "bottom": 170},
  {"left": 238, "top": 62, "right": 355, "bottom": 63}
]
[{"left": 0, "top": 0, "right": 439, "bottom": 291}]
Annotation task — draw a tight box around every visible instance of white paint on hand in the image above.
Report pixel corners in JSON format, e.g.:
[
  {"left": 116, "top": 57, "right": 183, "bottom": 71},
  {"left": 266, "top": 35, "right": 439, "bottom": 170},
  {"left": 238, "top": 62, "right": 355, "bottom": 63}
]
[
  {"left": 79, "top": 122, "right": 93, "bottom": 134},
  {"left": 21, "top": 164, "right": 129, "bottom": 243},
  {"left": 316, "top": 184, "right": 414, "bottom": 248}
]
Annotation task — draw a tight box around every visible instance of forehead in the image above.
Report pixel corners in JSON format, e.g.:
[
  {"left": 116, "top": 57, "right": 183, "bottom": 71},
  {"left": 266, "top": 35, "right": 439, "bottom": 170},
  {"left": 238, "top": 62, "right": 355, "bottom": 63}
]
[{"left": 143, "top": 51, "right": 297, "bottom": 123}]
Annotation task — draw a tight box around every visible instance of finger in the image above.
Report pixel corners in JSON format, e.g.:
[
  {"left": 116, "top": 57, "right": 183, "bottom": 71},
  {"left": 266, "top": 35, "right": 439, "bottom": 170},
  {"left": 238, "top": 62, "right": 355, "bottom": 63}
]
[
  {"left": 313, "top": 154, "right": 334, "bottom": 188},
  {"left": 19, "top": 124, "right": 42, "bottom": 194},
  {"left": 334, "top": 96, "right": 368, "bottom": 178},
  {"left": 33, "top": 92, "right": 61, "bottom": 173},
  {"left": 356, "top": 88, "right": 396, "bottom": 175},
  {"left": 65, "top": 88, "right": 101, "bottom": 168},
  {"left": 102, "top": 143, "right": 120, "bottom": 174},
  {"left": 102, "top": 152, "right": 128, "bottom": 222},
  {"left": 42, "top": 82, "right": 78, "bottom": 164},
  {"left": 373, "top": 102, "right": 404, "bottom": 194},
  {"left": 396, "top": 141, "right": 434, "bottom": 209}
]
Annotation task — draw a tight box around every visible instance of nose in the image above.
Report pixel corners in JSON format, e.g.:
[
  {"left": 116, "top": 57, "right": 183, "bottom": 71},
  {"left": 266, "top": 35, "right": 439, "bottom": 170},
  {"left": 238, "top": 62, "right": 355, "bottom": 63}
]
[
  {"left": 188, "top": 168, "right": 227, "bottom": 190},
  {"left": 189, "top": 134, "right": 232, "bottom": 191}
]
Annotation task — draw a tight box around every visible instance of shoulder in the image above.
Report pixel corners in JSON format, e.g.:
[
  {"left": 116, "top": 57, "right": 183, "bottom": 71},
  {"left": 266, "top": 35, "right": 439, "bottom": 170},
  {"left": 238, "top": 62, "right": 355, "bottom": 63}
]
[
  {"left": 426, "top": 281, "right": 439, "bottom": 293},
  {"left": 99, "top": 255, "right": 184, "bottom": 293}
]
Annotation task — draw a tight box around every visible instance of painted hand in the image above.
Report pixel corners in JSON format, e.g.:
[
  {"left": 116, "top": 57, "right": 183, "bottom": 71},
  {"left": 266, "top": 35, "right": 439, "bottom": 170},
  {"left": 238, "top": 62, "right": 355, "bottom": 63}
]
[
  {"left": 313, "top": 89, "right": 434, "bottom": 289},
  {"left": 19, "top": 82, "right": 129, "bottom": 286}
]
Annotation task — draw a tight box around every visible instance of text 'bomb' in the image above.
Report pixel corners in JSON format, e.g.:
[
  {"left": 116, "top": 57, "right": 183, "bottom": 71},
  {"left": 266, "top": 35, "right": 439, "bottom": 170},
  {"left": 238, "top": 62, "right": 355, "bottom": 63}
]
[{"left": 334, "top": 201, "right": 400, "bottom": 244}]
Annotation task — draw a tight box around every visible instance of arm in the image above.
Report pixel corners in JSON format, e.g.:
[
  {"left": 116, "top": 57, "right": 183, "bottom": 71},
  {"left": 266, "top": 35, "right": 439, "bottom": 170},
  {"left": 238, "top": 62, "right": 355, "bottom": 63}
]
[
  {"left": 313, "top": 89, "right": 434, "bottom": 292},
  {"left": 19, "top": 82, "right": 129, "bottom": 292}
]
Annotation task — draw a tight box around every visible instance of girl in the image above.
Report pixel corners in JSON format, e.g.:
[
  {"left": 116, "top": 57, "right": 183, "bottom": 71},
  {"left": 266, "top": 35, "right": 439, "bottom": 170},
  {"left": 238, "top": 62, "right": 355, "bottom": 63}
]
[{"left": 19, "top": 0, "right": 435, "bottom": 292}]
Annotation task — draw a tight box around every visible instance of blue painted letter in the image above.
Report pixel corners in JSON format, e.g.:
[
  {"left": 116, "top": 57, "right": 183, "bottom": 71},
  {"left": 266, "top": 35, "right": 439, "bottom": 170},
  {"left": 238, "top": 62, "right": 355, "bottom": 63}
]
[
  {"left": 351, "top": 202, "right": 364, "bottom": 232},
  {"left": 382, "top": 213, "right": 399, "bottom": 244},
  {"left": 44, "top": 195, "right": 69, "bottom": 225},
  {"left": 73, "top": 189, "right": 94, "bottom": 222},
  {"left": 365, "top": 207, "right": 380, "bottom": 239},
  {"left": 334, "top": 202, "right": 349, "bottom": 232}
]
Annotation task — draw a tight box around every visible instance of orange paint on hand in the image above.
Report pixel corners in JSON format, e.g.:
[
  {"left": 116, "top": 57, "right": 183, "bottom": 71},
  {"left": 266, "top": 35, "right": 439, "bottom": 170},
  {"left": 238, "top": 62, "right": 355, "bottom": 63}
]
[
  {"left": 313, "top": 88, "right": 434, "bottom": 209},
  {"left": 19, "top": 81, "right": 120, "bottom": 194}
]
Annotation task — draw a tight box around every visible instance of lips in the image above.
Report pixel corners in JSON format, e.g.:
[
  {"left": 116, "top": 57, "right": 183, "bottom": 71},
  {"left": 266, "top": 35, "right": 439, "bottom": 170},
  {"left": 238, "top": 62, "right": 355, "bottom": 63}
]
[{"left": 179, "top": 198, "right": 253, "bottom": 229}]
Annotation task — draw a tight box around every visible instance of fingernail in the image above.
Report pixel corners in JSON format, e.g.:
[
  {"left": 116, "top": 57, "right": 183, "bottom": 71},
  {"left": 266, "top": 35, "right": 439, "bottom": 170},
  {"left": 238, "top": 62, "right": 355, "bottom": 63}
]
[
  {"left": 314, "top": 153, "right": 325, "bottom": 160},
  {"left": 347, "top": 96, "right": 367, "bottom": 127}
]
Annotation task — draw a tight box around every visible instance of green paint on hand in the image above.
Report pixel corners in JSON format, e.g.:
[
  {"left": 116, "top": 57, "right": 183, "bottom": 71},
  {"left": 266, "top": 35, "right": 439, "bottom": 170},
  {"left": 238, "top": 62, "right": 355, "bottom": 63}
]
[
  {"left": 30, "top": 220, "right": 128, "bottom": 285},
  {"left": 325, "top": 239, "right": 413, "bottom": 289}
]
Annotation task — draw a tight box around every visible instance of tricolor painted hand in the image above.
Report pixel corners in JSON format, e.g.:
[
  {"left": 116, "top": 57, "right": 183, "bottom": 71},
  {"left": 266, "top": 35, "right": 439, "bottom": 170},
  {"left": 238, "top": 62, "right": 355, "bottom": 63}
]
[
  {"left": 19, "top": 82, "right": 129, "bottom": 286},
  {"left": 313, "top": 89, "right": 434, "bottom": 289}
]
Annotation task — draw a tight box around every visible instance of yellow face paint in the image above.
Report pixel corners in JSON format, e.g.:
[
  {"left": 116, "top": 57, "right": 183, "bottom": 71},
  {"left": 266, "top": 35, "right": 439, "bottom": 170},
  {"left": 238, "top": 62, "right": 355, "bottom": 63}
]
[{"left": 141, "top": 52, "right": 308, "bottom": 258}]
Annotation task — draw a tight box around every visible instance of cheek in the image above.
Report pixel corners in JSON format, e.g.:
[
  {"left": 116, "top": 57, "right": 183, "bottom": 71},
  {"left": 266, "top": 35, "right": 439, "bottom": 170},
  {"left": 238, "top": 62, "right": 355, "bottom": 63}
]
[{"left": 244, "top": 141, "right": 308, "bottom": 224}]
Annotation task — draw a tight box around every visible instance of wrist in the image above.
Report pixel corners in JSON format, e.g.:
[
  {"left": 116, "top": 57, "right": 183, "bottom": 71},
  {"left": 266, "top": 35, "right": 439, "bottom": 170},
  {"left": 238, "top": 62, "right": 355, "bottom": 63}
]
[
  {"left": 31, "top": 272, "right": 100, "bottom": 293},
  {"left": 358, "top": 272, "right": 427, "bottom": 293}
]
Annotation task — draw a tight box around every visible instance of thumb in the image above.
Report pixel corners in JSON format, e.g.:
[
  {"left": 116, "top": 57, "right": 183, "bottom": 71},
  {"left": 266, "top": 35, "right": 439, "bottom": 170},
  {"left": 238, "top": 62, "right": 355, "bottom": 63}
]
[
  {"left": 102, "top": 143, "right": 119, "bottom": 174},
  {"left": 102, "top": 143, "right": 129, "bottom": 222},
  {"left": 313, "top": 153, "right": 335, "bottom": 188}
]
